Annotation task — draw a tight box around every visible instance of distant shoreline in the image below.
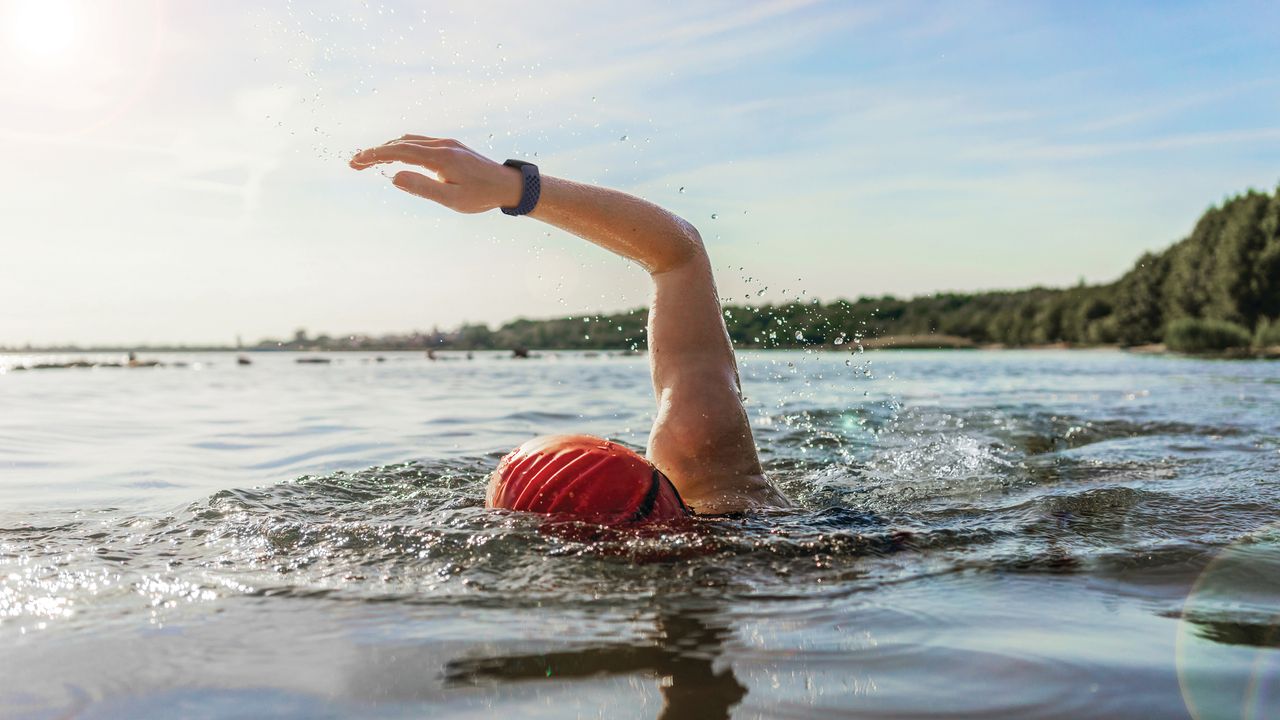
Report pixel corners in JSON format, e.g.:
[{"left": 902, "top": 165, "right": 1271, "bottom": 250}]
[{"left": 4, "top": 337, "right": 1277, "bottom": 360}]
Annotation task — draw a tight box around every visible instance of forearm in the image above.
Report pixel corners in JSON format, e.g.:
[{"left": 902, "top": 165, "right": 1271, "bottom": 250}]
[
  {"left": 524, "top": 175, "right": 705, "bottom": 275},
  {"left": 351, "top": 137, "right": 703, "bottom": 273}
]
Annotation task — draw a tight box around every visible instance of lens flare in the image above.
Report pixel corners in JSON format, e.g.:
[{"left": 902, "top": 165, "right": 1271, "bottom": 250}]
[{"left": 1176, "top": 525, "right": 1280, "bottom": 719}]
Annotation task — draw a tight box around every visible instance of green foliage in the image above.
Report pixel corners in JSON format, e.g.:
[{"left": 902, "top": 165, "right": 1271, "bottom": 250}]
[
  {"left": 1163, "top": 188, "right": 1280, "bottom": 334},
  {"left": 1256, "top": 319, "right": 1280, "bottom": 348},
  {"left": 1113, "top": 252, "right": 1169, "bottom": 345},
  {"left": 1207, "top": 191, "right": 1271, "bottom": 327},
  {"left": 1164, "top": 318, "right": 1253, "bottom": 353}
]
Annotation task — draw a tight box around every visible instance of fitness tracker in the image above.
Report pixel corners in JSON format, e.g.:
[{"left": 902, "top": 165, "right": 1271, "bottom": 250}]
[{"left": 501, "top": 159, "right": 541, "bottom": 216}]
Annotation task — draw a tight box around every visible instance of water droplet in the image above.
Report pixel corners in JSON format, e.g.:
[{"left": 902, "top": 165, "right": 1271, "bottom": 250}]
[
  {"left": 711, "top": 213, "right": 718, "bottom": 220},
  {"left": 679, "top": 186, "right": 686, "bottom": 193}
]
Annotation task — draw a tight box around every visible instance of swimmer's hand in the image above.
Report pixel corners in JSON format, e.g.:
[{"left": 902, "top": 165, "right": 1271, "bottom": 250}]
[{"left": 349, "top": 136, "right": 523, "bottom": 214}]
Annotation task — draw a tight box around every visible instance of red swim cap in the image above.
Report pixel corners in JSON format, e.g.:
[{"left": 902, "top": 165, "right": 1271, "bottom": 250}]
[{"left": 487, "top": 435, "right": 690, "bottom": 522}]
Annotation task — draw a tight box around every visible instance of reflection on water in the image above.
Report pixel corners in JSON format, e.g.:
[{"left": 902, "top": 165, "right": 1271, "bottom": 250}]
[
  {"left": 1, "top": 350, "right": 1278, "bottom": 717},
  {"left": 1176, "top": 532, "right": 1280, "bottom": 720},
  {"left": 1187, "top": 616, "right": 1279, "bottom": 649},
  {"left": 446, "top": 603, "right": 746, "bottom": 720}
]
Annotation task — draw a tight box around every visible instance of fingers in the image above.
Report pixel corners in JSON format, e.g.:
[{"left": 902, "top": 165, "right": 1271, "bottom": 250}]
[
  {"left": 350, "top": 135, "right": 469, "bottom": 169},
  {"left": 392, "top": 170, "right": 454, "bottom": 205},
  {"left": 397, "top": 135, "right": 468, "bottom": 148},
  {"left": 349, "top": 142, "right": 452, "bottom": 170},
  {"left": 377, "top": 135, "right": 445, "bottom": 147}
]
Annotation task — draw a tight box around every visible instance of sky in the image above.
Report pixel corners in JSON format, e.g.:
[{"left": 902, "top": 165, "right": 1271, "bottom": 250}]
[{"left": 1, "top": 0, "right": 1278, "bottom": 347}]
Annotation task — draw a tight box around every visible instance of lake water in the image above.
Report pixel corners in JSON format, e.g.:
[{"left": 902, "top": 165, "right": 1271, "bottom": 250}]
[{"left": 1, "top": 349, "right": 1277, "bottom": 719}]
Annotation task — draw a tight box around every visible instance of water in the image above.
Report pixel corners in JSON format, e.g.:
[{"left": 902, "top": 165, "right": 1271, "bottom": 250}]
[{"left": 1, "top": 350, "right": 1277, "bottom": 719}]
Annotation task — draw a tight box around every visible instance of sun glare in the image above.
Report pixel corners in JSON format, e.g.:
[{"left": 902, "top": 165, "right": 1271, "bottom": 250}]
[
  {"left": 6, "top": 0, "right": 78, "bottom": 64},
  {"left": 1, "top": 0, "right": 160, "bottom": 139}
]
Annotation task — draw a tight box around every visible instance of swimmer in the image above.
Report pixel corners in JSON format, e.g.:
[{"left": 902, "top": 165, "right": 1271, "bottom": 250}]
[{"left": 351, "top": 136, "right": 789, "bottom": 517}]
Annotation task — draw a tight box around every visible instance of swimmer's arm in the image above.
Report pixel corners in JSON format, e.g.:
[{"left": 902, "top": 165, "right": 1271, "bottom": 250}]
[
  {"left": 528, "top": 177, "right": 787, "bottom": 512},
  {"left": 643, "top": 255, "right": 791, "bottom": 513},
  {"left": 349, "top": 136, "right": 700, "bottom": 273},
  {"left": 350, "top": 136, "right": 789, "bottom": 513}
]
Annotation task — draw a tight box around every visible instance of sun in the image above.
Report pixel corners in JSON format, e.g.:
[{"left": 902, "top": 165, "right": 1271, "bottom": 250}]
[
  {"left": 6, "top": 0, "right": 78, "bottom": 65},
  {"left": 1, "top": 0, "right": 162, "bottom": 139}
]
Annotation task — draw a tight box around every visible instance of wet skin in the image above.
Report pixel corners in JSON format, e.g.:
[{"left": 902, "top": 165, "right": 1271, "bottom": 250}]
[{"left": 351, "top": 136, "right": 789, "bottom": 514}]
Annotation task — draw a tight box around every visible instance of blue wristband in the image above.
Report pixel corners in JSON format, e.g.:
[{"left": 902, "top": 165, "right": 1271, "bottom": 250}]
[{"left": 501, "top": 159, "right": 540, "bottom": 216}]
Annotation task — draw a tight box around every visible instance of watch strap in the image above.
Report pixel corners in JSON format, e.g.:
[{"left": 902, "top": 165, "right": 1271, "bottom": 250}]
[{"left": 501, "top": 159, "right": 541, "bottom": 216}]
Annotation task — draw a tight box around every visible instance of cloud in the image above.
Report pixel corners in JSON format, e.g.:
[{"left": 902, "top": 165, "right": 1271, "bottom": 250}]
[
  {"left": 965, "top": 127, "right": 1280, "bottom": 163},
  {"left": 1075, "top": 77, "right": 1280, "bottom": 134},
  {"left": 661, "top": 0, "right": 839, "bottom": 44}
]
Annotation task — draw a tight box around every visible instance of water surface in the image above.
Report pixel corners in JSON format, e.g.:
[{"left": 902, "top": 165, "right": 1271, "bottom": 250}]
[{"left": 2, "top": 350, "right": 1277, "bottom": 718}]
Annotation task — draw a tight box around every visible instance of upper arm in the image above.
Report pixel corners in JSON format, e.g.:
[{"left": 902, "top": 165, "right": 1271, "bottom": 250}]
[{"left": 643, "top": 239, "right": 785, "bottom": 512}]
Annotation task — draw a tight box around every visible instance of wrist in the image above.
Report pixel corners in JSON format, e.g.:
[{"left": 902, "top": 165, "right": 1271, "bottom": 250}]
[
  {"left": 496, "top": 165, "right": 524, "bottom": 209},
  {"left": 498, "top": 159, "right": 541, "bottom": 216}
]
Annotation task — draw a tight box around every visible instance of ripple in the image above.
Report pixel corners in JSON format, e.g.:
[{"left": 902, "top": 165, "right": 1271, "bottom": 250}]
[{"left": 2, "top": 350, "right": 1278, "bottom": 718}]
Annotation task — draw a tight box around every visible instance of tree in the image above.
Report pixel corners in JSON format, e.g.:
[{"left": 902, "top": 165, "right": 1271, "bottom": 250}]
[
  {"left": 1208, "top": 191, "right": 1272, "bottom": 328},
  {"left": 1114, "top": 252, "right": 1169, "bottom": 345}
]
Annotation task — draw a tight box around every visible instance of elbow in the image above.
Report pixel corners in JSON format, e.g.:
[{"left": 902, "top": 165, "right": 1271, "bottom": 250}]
[
  {"left": 650, "top": 218, "right": 707, "bottom": 275},
  {"left": 676, "top": 216, "right": 704, "bottom": 254}
]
